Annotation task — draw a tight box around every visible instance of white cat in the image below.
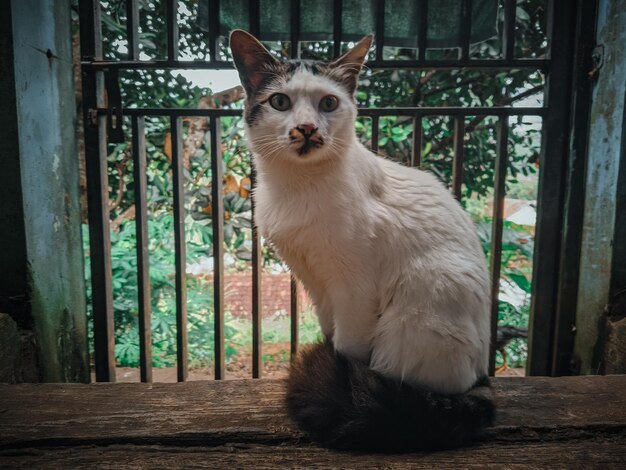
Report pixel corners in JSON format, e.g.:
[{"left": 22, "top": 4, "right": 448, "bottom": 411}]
[{"left": 230, "top": 30, "right": 494, "bottom": 451}]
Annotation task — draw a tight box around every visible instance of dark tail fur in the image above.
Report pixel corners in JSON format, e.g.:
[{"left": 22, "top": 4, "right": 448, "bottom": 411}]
[{"left": 285, "top": 342, "right": 495, "bottom": 452}]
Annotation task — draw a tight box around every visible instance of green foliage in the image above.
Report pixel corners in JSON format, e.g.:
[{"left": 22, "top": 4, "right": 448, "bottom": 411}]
[
  {"left": 84, "top": 214, "right": 242, "bottom": 368},
  {"left": 88, "top": 0, "right": 547, "bottom": 370},
  {"left": 229, "top": 309, "right": 323, "bottom": 364},
  {"left": 474, "top": 217, "right": 534, "bottom": 368}
]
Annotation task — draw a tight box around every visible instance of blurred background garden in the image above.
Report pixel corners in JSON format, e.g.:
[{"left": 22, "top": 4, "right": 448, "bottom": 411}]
[{"left": 78, "top": 0, "right": 547, "bottom": 380}]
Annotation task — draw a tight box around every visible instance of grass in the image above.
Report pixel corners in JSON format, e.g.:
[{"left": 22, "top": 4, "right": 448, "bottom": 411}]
[{"left": 227, "top": 308, "right": 323, "bottom": 364}]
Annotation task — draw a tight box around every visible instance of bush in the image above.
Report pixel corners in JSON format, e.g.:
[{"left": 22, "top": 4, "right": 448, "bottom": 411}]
[{"left": 84, "top": 0, "right": 547, "bottom": 371}]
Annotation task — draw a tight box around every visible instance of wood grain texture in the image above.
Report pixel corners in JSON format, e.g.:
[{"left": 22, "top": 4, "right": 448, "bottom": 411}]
[{"left": 1, "top": 376, "right": 625, "bottom": 468}]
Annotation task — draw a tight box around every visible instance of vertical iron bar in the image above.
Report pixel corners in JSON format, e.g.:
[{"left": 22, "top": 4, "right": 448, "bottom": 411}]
[
  {"left": 371, "top": 116, "right": 379, "bottom": 153},
  {"left": 251, "top": 168, "right": 262, "bottom": 378},
  {"left": 528, "top": 0, "right": 576, "bottom": 376},
  {"left": 375, "top": 0, "right": 385, "bottom": 61},
  {"left": 132, "top": 116, "right": 153, "bottom": 383},
  {"left": 489, "top": 117, "right": 509, "bottom": 376},
  {"left": 290, "top": 0, "right": 300, "bottom": 59},
  {"left": 551, "top": 0, "right": 598, "bottom": 376},
  {"left": 171, "top": 116, "right": 188, "bottom": 382},
  {"left": 208, "top": 0, "right": 220, "bottom": 61},
  {"left": 290, "top": 276, "right": 299, "bottom": 360},
  {"left": 459, "top": 0, "right": 472, "bottom": 61},
  {"left": 247, "top": 0, "right": 260, "bottom": 374},
  {"left": 411, "top": 116, "right": 422, "bottom": 167},
  {"left": 249, "top": 0, "right": 260, "bottom": 36},
  {"left": 418, "top": 0, "right": 428, "bottom": 61},
  {"left": 333, "top": 0, "right": 342, "bottom": 58},
  {"left": 502, "top": 0, "right": 515, "bottom": 60},
  {"left": 95, "top": 114, "right": 116, "bottom": 382},
  {"left": 210, "top": 116, "right": 225, "bottom": 379},
  {"left": 288, "top": 0, "right": 300, "bottom": 360},
  {"left": 452, "top": 115, "right": 465, "bottom": 200},
  {"left": 166, "top": 0, "right": 179, "bottom": 63},
  {"left": 126, "top": 0, "right": 139, "bottom": 60},
  {"left": 79, "top": 0, "right": 116, "bottom": 382}
]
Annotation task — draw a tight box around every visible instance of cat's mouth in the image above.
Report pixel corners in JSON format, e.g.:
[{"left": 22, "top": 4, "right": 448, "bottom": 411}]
[{"left": 289, "top": 127, "right": 325, "bottom": 156}]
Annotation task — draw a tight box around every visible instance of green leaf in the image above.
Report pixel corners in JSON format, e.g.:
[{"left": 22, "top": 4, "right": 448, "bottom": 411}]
[{"left": 508, "top": 273, "right": 532, "bottom": 293}]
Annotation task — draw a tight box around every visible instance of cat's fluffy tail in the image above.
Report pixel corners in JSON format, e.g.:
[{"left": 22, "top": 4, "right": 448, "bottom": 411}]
[{"left": 285, "top": 342, "right": 495, "bottom": 452}]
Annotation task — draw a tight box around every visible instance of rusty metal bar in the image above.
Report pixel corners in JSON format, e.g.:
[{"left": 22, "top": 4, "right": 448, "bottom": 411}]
[
  {"left": 459, "top": 0, "right": 472, "bottom": 61},
  {"left": 371, "top": 116, "right": 379, "bottom": 152},
  {"left": 208, "top": 0, "right": 220, "bottom": 61},
  {"left": 333, "top": 0, "right": 343, "bottom": 58},
  {"left": 502, "top": 0, "right": 515, "bottom": 60},
  {"left": 171, "top": 116, "right": 188, "bottom": 382},
  {"left": 249, "top": 0, "right": 260, "bottom": 36},
  {"left": 411, "top": 116, "right": 422, "bottom": 167},
  {"left": 528, "top": 0, "right": 577, "bottom": 376},
  {"left": 166, "top": 0, "right": 179, "bottom": 62},
  {"left": 94, "top": 114, "right": 116, "bottom": 382},
  {"left": 290, "top": 276, "right": 299, "bottom": 360},
  {"left": 489, "top": 117, "right": 509, "bottom": 376},
  {"left": 111, "top": 106, "right": 547, "bottom": 118},
  {"left": 82, "top": 58, "right": 550, "bottom": 71},
  {"left": 375, "top": 0, "right": 385, "bottom": 61},
  {"left": 290, "top": 0, "right": 300, "bottom": 59},
  {"left": 551, "top": 0, "right": 598, "bottom": 376},
  {"left": 251, "top": 166, "right": 262, "bottom": 378},
  {"left": 126, "top": 0, "right": 139, "bottom": 60},
  {"left": 210, "top": 116, "right": 225, "bottom": 379},
  {"left": 418, "top": 0, "right": 428, "bottom": 61},
  {"left": 80, "top": 0, "right": 116, "bottom": 382},
  {"left": 132, "top": 116, "right": 153, "bottom": 383},
  {"left": 452, "top": 116, "right": 465, "bottom": 201}
]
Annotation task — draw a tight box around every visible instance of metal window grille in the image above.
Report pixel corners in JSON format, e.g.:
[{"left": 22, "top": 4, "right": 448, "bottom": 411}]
[{"left": 79, "top": 0, "right": 578, "bottom": 382}]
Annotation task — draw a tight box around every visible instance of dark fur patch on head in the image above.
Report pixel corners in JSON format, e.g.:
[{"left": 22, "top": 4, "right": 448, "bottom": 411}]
[
  {"left": 286, "top": 60, "right": 324, "bottom": 75},
  {"left": 320, "top": 64, "right": 362, "bottom": 96},
  {"left": 245, "top": 102, "right": 266, "bottom": 126},
  {"left": 242, "top": 61, "right": 290, "bottom": 126},
  {"left": 233, "top": 31, "right": 372, "bottom": 126},
  {"left": 242, "top": 57, "right": 360, "bottom": 126}
]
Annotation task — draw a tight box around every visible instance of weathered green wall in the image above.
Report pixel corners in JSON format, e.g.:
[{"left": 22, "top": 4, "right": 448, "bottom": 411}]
[
  {"left": 0, "top": 0, "right": 89, "bottom": 382},
  {"left": 573, "top": 0, "right": 626, "bottom": 375},
  {"left": 0, "top": 0, "right": 30, "bottom": 329}
]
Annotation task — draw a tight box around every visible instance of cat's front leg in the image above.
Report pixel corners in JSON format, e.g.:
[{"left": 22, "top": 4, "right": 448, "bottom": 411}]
[
  {"left": 330, "top": 294, "right": 379, "bottom": 364},
  {"left": 314, "top": 301, "right": 335, "bottom": 342}
]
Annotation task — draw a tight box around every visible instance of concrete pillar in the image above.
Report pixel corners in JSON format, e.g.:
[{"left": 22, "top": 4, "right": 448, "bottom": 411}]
[
  {"left": 573, "top": 0, "right": 626, "bottom": 375},
  {"left": 0, "top": 0, "right": 89, "bottom": 382}
]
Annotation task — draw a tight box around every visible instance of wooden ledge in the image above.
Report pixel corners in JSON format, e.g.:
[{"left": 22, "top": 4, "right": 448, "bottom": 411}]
[{"left": 1, "top": 376, "right": 625, "bottom": 468}]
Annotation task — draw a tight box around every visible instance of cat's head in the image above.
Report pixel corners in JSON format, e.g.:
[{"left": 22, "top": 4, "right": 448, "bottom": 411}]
[{"left": 230, "top": 30, "right": 372, "bottom": 165}]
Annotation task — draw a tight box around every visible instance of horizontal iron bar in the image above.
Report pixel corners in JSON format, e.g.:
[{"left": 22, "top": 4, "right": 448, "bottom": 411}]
[
  {"left": 81, "top": 58, "right": 549, "bottom": 71},
  {"left": 104, "top": 106, "right": 547, "bottom": 117}
]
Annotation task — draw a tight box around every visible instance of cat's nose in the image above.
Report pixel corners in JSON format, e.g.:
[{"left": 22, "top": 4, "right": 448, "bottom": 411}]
[{"left": 297, "top": 123, "right": 318, "bottom": 136}]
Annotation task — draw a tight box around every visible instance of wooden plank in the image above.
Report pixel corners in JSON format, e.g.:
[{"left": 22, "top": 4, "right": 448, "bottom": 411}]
[
  {"left": 2, "top": 438, "right": 626, "bottom": 469},
  {"left": 0, "top": 376, "right": 625, "bottom": 450}
]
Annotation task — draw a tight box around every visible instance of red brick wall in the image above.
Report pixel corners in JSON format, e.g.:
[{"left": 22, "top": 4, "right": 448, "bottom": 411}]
[{"left": 205, "top": 272, "right": 312, "bottom": 318}]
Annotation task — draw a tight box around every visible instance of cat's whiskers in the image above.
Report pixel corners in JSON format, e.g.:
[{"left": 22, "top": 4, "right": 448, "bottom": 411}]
[
  {"left": 326, "top": 134, "right": 353, "bottom": 154},
  {"left": 251, "top": 139, "right": 289, "bottom": 163}
]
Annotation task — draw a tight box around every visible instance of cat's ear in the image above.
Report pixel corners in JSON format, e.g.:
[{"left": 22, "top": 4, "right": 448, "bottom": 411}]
[
  {"left": 329, "top": 34, "right": 374, "bottom": 95},
  {"left": 230, "top": 30, "right": 279, "bottom": 96}
]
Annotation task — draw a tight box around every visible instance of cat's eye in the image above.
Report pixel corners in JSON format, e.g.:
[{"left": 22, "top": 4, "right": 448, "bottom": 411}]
[
  {"left": 269, "top": 93, "right": 291, "bottom": 111},
  {"left": 319, "top": 95, "right": 339, "bottom": 112}
]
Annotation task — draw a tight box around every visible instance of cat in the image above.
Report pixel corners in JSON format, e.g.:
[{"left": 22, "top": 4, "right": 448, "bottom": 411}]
[{"left": 230, "top": 29, "right": 494, "bottom": 452}]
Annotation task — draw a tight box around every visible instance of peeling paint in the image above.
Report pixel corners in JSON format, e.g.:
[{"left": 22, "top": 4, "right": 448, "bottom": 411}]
[
  {"left": 6, "top": 0, "right": 89, "bottom": 382},
  {"left": 574, "top": 0, "right": 626, "bottom": 375},
  {"left": 52, "top": 153, "right": 60, "bottom": 179}
]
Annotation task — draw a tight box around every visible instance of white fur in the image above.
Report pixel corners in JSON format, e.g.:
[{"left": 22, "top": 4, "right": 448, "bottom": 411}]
[{"left": 248, "top": 67, "right": 490, "bottom": 395}]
